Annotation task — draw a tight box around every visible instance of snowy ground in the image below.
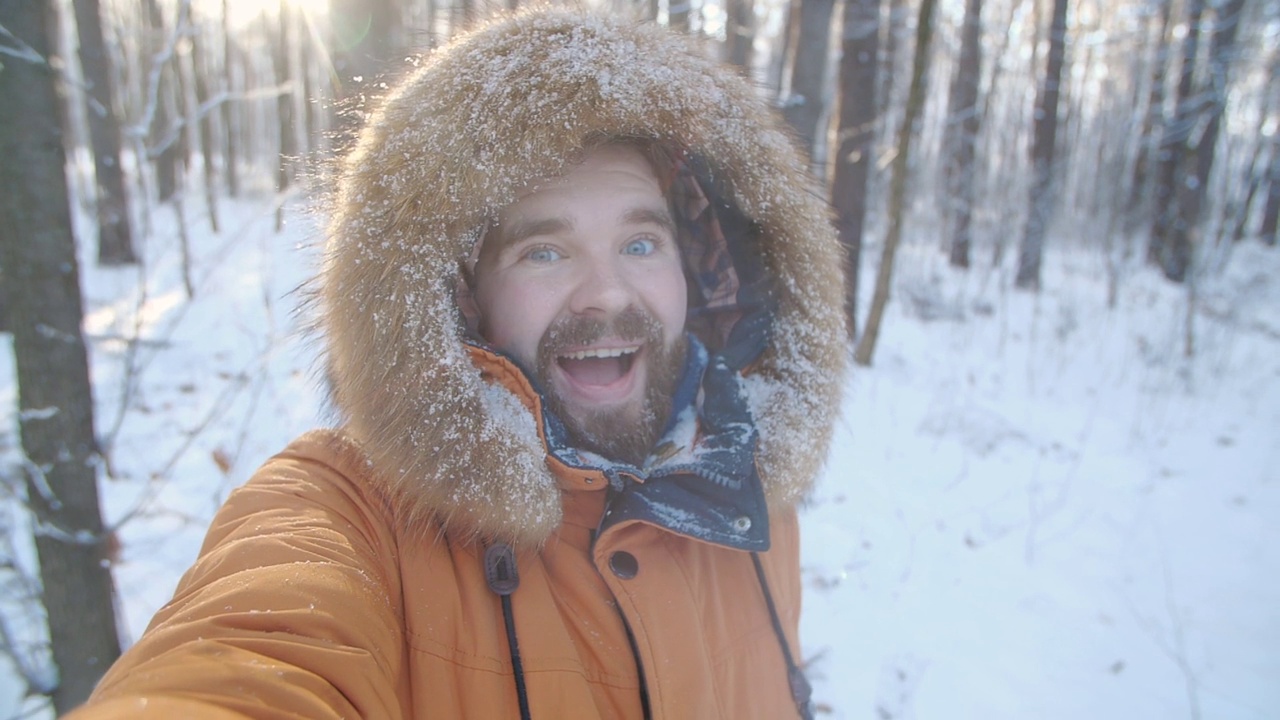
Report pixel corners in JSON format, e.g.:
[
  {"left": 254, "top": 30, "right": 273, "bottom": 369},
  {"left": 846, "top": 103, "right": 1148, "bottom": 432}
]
[
  {"left": 1, "top": 195, "right": 1277, "bottom": 718},
  {"left": 802, "top": 239, "right": 1280, "bottom": 719}
]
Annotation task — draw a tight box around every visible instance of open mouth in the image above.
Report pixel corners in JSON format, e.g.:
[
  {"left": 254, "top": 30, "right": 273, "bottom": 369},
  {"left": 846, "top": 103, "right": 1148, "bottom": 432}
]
[{"left": 556, "top": 346, "right": 640, "bottom": 389}]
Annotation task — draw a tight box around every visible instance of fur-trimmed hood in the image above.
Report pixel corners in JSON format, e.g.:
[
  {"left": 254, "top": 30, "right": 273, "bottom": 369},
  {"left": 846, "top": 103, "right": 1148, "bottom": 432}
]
[{"left": 318, "top": 7, "right": 847, "bottom": 548}]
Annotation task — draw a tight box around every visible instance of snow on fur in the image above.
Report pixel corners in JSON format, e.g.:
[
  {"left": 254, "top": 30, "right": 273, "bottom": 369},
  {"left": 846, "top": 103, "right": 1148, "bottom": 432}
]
[{"left": 318, "top": 7, "right": 847, "bottom": 547}]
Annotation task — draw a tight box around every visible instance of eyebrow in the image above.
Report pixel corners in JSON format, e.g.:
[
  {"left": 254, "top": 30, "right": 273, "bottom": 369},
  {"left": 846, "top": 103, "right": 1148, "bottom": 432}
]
[
  {"left": 620, "top": 207, "right": 677, "bottom": 237},
  {"left": 491, "top": 205, "right": 676, "bottom": 257},
  {"left": 498, "top": 217, "right": 573, "bottom": 252}
]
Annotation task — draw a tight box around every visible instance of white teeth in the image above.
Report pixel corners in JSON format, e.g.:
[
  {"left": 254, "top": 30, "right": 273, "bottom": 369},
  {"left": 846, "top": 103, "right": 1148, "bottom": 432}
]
[{"left": 561, "top": 347, "right": 638, "bottom": 360}]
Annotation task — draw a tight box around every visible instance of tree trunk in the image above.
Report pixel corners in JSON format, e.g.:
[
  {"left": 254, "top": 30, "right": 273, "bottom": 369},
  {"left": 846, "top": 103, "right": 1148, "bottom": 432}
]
[
  {"left": 830, "top": 0, "right": 881, "bottom": 340},
  {"left": 669, "top": 0, "right": 691, "bottom": 31},
  {"left": 942, "top": 0, "right": 982, "bottom": 268},
  {"left": 973, "top": 0, "right": 1019, "bottom": 271},
  {"left": 0, "top": 0, "right": 123, "bottom": 712},
  {"left": 1159, "top": 0, "right": 1248, "bottom": 282},
  {"left": 769, "top": 0, "right": 799, "bottom": 100},
  {"left": 1231, "top": 164, "right": 1262, "bottom": 242},
  {"left": 878, "top": 0, "right": 908, "bottom": 117},
  {"left": 1127, "top": 0, "right": 1173, "bottom": 223},
  {"left": 191, "top": 8, "right": 220, "bottom": 233},
  {"left": 1262, "top": 132, "right": 1280, "bottom": 245},
  {"left": 144, "top": 0, "right": 181, "bottom": 202},
  {"left": 302, "top": 21, "right": 324, "bottom": 159},
  {"left": 1149, "top": 0, "right": 1204, "bottom": 270},
  {"left": 72, "top": 0, "right": 138, "bottom": 265},
  {"left": 0, "top": 267, "right": 7, "bottom": 333},
  {"left": 275, "top": 4, "right": 298, "bottom": 231},
  {"left": 854, "top": 0, "right": 937, "bottom": 366},
  {"left": 171, "top": 2, "right": 194, "bottom": 189},
  {"left": 725, "top": 0, "right": 754, "bottom": 69},
  {"left": 1230, "top": 114, "right": 1269, "bottom": 242},
  {"left": 221, "top": 0, "right": 240, "bottom": 197},
  {"left": 1014, "top": 0, "right": 1069, "bottom": 290},
  {"left": 783, "top": 0, "right": 838, "bottom": 169},
  {"left": 175, "top": 10, "right": 212, "bottom": 234}
]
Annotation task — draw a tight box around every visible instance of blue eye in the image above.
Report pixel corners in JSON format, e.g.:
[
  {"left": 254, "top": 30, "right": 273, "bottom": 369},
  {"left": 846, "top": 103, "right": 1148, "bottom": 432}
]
[
  {"left": 524, "top": 247, "right": 562, "bottom": 263},
  {"left": 623, "top": 238, "right": 656, "bottom": 256}
]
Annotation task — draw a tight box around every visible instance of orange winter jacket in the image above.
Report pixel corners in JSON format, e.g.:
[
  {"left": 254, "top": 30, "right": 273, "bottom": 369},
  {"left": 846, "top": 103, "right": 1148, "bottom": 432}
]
[
  {"left": 65, "top": 428, "right": 805, "bottom": 719},
  {"left": 67, "top": 8, "right": 849, "bottom": 719}
]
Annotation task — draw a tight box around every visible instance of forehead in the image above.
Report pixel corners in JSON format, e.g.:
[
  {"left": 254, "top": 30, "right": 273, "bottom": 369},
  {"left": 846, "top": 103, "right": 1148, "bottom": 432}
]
[
  {"left": 501, "top": 144, "right": 666, "bottom": 220},
  {"left": 473, "top": 144, "right": 672, "bottom": 267}
]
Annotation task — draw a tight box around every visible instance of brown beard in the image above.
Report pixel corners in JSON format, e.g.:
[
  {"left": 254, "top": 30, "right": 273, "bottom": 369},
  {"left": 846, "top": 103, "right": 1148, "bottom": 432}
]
[{"left": 535, "top": 307, "right": 687, "bottom": 466}]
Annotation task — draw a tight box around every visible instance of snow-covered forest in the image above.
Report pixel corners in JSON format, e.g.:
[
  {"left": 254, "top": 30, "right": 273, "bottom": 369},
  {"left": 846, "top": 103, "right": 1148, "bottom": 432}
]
[{"left": 1, "top": 0, "right": 1277, "bottom": 717}]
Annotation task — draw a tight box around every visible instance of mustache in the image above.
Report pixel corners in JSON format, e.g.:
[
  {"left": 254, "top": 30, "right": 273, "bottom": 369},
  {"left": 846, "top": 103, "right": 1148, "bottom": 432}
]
[{"left": 537, "top": 306, "right": 664, "bottom": 360}]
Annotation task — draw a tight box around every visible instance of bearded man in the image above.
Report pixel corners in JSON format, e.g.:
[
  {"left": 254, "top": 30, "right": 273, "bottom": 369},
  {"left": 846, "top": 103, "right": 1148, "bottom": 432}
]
[{"left": 66, "top": 8, "right": 848, "bottom": 719}]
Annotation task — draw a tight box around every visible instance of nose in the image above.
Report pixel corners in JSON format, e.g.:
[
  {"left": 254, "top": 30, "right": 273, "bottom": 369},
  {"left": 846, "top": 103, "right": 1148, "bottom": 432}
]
[{"left": 567, "top": 256, "right": 634, "bottom": 317}]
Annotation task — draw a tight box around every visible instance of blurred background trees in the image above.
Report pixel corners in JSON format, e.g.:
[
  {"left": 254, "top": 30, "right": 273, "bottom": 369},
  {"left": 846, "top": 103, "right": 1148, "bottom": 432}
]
[
  {"left": 9, "top": 0, "right": 1277, "bottom": 314},
  {"left": 0, "top": 0, "right": 1277, "bottom": 709}
]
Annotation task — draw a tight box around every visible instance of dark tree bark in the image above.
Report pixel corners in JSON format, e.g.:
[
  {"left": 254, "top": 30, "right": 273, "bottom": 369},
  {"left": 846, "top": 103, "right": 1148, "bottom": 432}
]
[
  {"left": 173, "top": 4, "right": 194, "bottom": 175},
  {"left": 144, "top": 0, "right": 181, "bottom": 202},
  {"left": 669, "top": 0, "right": 691, "bottom": 31},
  {"left": 190, "top": 8, "right": 220, "bottom": 233},
  {"left": 1230, "top": 92, "right": 1272, "bottom": 242},
  {"left": 1262, "top": 132, "right": 1280, "bottom": 245},
  {"left": 1259, "top": 50, "right": 1280, "bottom": 245},
  {"left": 830, "top": 0, "right": 881, "bottom": 340},
  {"left": 1158, "top": 0, "right": 1248, "bottom": 282},
  {"left": 1127, "top": 0, "right": 1174, "bottom": 222},
  {"left": 73, "top": 0, "right": 138, "bottom": 265},
  {"left": 942, "top": 0, "right": 983, "bottom": 268},
  {"left": 878, "top": 0, "right": 907, "bottom": 116},
  {"left": 725, "top": 0, "right": 754, "bottom": 69},
  {"left": 302, "top": 15, "right": 324, "bottom": 159},
  {"left": 1149, "top": 0, "right": 1205, "bottom": 270},
  {"left": 854, "top": 0, "right": 937, "bottom": 366},
  {"left": 0, "top": 0, "right": 122, "bottom": 711},
  {"left": 221, "top": 0, "right": 240, "bottom": 197},
  {"left": 275, "top": 4, "right": 298, "bottom": 231},
  {"left": 1231, "top": 164, "right": 1262, "bottom": 242},
  {"left": 783, "top": 0, "right": 838, "bottom": 168},
  {"left": 769, "top": 0, "right": 799, "bottom": 98},
  {"left": 0, "top": 266, "right": 7, "bottom": 333},
  {"left": 1014, "top": 0, "right": 1070, "bottom": 290}
]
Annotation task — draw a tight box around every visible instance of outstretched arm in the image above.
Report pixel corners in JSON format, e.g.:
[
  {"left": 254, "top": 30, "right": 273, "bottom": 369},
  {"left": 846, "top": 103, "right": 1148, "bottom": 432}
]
[{"left": 64, "top": 433, "right": 408, "bottom": 720}]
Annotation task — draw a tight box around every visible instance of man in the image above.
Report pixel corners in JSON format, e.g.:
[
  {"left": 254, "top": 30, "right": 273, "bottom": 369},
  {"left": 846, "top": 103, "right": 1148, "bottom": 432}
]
[{"left": 66, "top": 7, "right": 847, "bottom": 719}]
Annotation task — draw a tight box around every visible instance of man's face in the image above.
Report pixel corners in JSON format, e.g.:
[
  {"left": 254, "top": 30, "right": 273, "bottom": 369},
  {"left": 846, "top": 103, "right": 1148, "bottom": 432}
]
[{"left": 471, "top": 145, "right": 689, "bottom": 464}]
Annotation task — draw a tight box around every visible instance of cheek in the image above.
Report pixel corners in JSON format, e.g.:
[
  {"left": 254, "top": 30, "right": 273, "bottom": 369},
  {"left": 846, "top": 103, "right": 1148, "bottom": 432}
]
[
  {"left": 477, "top": 280, "right": 558, "bottom": 359},
  {"left": 652, "top": 264, "right": 689, "bottom": 340}
]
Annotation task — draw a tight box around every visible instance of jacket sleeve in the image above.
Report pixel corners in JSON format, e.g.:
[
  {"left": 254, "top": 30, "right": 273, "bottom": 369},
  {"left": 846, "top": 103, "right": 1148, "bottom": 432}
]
[{"left": 63, "top": 434, "right": 408, "bottom": 720}]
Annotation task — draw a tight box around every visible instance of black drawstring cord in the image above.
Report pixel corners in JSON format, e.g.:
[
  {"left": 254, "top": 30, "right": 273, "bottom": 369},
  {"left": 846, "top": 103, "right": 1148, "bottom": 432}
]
[
  {"left": 751, "top": 552, "right": 815, "bottom": 720},
  {"left": 484, "top": 542, "right": 806, "bottom": 720},
  {"left": 485, "top": 543, "right": 532, "bottom": 720}
]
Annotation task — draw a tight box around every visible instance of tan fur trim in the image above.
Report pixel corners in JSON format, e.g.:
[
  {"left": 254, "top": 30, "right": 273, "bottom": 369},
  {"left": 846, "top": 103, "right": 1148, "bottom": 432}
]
[{"left": 318, "top": 7, "right": 847, "bottom": 547}]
